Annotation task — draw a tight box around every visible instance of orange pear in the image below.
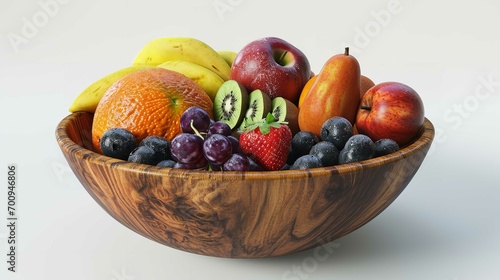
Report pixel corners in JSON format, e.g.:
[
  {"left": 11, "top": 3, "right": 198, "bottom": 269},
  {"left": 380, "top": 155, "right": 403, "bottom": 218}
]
[{"left": 298, "top": 47, "right": 361, "bottom": 137}]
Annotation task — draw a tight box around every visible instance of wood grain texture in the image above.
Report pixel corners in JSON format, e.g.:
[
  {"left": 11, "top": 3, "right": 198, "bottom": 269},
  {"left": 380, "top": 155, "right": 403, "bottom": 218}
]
[{"left": 55, "top": 112, "right": 434, "bottom": 258}]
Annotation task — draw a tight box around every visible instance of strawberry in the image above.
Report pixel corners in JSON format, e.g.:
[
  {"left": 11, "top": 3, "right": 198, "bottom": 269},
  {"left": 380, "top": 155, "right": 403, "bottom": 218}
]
[{"left": 239, "top": 113, "right": 292, "bottom": 171}]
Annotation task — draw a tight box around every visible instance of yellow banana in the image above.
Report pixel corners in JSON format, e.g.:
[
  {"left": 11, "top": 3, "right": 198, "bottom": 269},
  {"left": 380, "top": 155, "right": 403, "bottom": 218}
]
[
  {"left": 133, "top": 37, "right": 231, "bottom": 81},
  {"left": 157, "top": 60, "right": 224, "bottom": 101},
  {"left": 217, "top": 50, "right": 238, "bottom": 67},
  {"left": 69, "top": 65, "right": 152, "bottom": 113}
]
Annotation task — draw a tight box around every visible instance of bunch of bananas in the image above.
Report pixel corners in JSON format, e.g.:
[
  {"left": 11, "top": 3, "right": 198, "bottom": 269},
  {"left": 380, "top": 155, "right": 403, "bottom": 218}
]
[{"left": 69, "top": 37, "right": 238, "bottom": 113}]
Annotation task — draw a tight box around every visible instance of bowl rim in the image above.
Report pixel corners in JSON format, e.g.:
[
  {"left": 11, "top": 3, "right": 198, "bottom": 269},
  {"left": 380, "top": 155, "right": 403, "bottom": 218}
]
[{"left": 56, "top": 112, "right": 435, "bottom": 181}]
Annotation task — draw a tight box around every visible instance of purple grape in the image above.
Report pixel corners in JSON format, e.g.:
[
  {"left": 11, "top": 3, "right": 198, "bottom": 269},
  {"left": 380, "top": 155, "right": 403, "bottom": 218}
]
[
  {"left": 208, "top": 121, "right": 232, "bottom": 136},
  {"left": 227, "top": 135, "right": 241, "bottom": 154},
  {"left": 203, "top": 134, "right": 232, "bottom": 165},
  {"left": 174, "top": 157, "right": 208, "bottom": 170},
  {"left": 180, "top": 106, "right": 211, "bottom": 134},
  {"left": 210, "top": 164, "right": 223, "bottom": 171},
  {"left": 223, "top": 154, "right": 250, "bottom": 171},
  {"left": 170, "top": 133, "right": 204, "bottom": 164}
]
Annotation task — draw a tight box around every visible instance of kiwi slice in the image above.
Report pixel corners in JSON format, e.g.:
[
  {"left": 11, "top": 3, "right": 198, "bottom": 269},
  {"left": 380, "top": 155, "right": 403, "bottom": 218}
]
[
  {"left": 239, "top": 89, "right": 272, "bottom": 130},
  {"left": 213, "top": 80, "right": 249, "bottom": 129},
  {"left": 271, "top": 97, "right": 299, "bottom": 135}
]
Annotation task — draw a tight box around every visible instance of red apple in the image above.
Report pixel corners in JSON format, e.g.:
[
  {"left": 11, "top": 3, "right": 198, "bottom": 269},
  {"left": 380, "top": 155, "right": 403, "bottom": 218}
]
[
  {"left": 230, "top": 37, "right": 311, "bottom": 104},
  {"left": 355, "top": 82, "right": 425, "bottom": 147}
]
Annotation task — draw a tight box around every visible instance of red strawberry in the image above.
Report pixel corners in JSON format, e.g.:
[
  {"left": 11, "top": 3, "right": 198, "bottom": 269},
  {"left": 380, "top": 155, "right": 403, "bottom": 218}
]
[{"left": 239, "top": 113, "right": 292, "bottom": 171}]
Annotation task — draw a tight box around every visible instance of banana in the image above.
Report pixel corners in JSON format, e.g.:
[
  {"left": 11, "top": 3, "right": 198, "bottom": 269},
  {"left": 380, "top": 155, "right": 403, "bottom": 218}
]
[
  {"left": 69, "top": 65, "right": 152, "bottom": 113},
  {"left": 157, "top": 60, "right": 224, "bottom": 101},
  {"left": 133, "top": 37, "right": 231, "bottom": 81},
  {"left": 217, "top": 50, "right": 238, "bottom": 67}
]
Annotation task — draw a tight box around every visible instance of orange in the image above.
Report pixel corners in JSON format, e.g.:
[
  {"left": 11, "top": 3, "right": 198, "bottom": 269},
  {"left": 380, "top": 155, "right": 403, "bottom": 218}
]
[
  {"left": 91, "top": 67, "right": 213, "bottom": 154},
  {"left": 360, "top": 75, "right": 375, "bottom": 99},
  {"left": 298, "top": 75, "right": 317, "bottom": 109}
]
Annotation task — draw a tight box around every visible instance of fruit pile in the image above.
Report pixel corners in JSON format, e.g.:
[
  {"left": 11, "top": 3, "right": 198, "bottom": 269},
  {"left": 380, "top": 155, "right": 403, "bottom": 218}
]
[{"left": 69, "top": 36, "right": 425, "bottom": 171}]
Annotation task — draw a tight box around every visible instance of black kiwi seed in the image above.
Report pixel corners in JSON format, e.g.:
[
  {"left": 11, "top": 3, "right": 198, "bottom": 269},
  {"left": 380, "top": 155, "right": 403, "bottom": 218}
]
[{"left": 222, "top": 91, "right": 237, "bottom": 119}]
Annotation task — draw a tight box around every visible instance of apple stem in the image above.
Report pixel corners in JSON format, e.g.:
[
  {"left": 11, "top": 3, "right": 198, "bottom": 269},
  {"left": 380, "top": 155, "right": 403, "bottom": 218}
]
[
  {"left": 277, "top": 50, "right": 288, "bottom": 65},
  {"left": 360, "top": 105, "right": 371, "bottom": 111},
  {"left": 344, "top": 47, "right": 349, "bottom": 56}
]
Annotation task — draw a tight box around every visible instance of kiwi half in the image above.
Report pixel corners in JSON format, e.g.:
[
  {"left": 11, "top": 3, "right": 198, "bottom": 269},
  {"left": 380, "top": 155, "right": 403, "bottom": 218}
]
[
  {"left": 239, "top": 89, "right": 272, "bottom": 131},
  {"left": 213, "top": 80, "right": 249, "bottom": 129},
  {"left": 271, "top": 97, "right": 299, "bottom": 135}
]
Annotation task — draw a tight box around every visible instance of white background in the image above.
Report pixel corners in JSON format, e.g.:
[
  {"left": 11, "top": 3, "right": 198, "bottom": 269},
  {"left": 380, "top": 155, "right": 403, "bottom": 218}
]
[{"left": 1, "top": 0, "right": 500, "bottom": 279}]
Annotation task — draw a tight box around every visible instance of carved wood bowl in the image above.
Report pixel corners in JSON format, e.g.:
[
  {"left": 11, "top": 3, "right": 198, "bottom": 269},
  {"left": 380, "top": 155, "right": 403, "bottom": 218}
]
[{"left": 56, "top": 112, "right": 434, "bottom": 258}]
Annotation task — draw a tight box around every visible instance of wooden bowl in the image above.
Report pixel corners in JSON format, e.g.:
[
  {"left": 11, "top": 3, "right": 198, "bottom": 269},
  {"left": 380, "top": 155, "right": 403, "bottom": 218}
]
[{"left": 55, "top": 112, "right": 434, "bottom": 258}]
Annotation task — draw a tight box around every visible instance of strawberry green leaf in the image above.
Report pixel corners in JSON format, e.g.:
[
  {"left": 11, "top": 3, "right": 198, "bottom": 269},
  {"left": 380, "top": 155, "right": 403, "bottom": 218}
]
[
  {"left": 265, "top": 113, "right": 276, "bottom": 123},
  {"left": 244, "top": 112, "right": 286, "bottom": 135},
  {"left": 259, "top": 122, "right": 271, "bottom": 134},
  {"left": 243, "top": 121, "right": 260, "bottom": 133}
]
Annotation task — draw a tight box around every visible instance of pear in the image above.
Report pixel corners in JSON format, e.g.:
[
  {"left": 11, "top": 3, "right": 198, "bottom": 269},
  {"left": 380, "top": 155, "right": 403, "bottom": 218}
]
[{"left": 298, "top": 47, "right": 361, "bottom": 137}]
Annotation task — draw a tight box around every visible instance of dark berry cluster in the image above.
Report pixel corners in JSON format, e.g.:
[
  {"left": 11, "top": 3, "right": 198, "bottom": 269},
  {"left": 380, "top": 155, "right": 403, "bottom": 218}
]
[{"left": 285, "top": 116, "right": 399, "bottom": 170}]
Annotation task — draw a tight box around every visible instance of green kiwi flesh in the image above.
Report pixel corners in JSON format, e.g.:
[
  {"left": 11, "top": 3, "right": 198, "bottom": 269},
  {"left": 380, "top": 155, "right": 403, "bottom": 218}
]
[
  {"left": 213, "top": 80, "right": 249, "bottom": 129},
  {"left": 271, "top": 97, "right": 299, "bottom": 135},
  {"left": 239, "top": 89, "right": 272, "bottom": 130}
]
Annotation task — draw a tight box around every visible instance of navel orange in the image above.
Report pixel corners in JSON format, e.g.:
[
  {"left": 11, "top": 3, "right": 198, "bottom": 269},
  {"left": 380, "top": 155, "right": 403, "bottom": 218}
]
[{"left": 92, "top": 67, "right": 213, "bottom": 154}]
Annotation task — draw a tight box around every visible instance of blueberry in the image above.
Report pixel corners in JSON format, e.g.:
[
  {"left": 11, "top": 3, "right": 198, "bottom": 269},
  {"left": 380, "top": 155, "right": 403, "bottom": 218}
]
[
  {"left": 374, "top": 138, "right": 399, "bottom": 157},
  {"left": 309, "top": 141, "right": 339, "bottom": 167},
  {"left": 247, "top": 157, "right": 264, "bottom": 171},
  {"left": 338, "top": 134, "right": 375, "bottom": 164},
  {"left": 280, "top": 164, "right": 291, "bottom": 170},
  {"left": 287, "top": 146, "right": 297, "bottom": 165},
  {"left": 320, "top": 117, "right": 354, "bottom": 150},
  {"left": 139, "top": 136, "right": 171, "bottom": 160},
  {"left": 292, "top": 131, "right": 320, "bottom": 157},
  {"left": 157, "top": 159, "right": 177, "bottom": 168},
  {"left": 128, "top": 146, "right": 165, "bottom": 165},
  {"left": 100, "top": 128, "right": 136, "bottom": 160},
  {"left": 290, "top": 155, "right": 323, "bottom": 170}
]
